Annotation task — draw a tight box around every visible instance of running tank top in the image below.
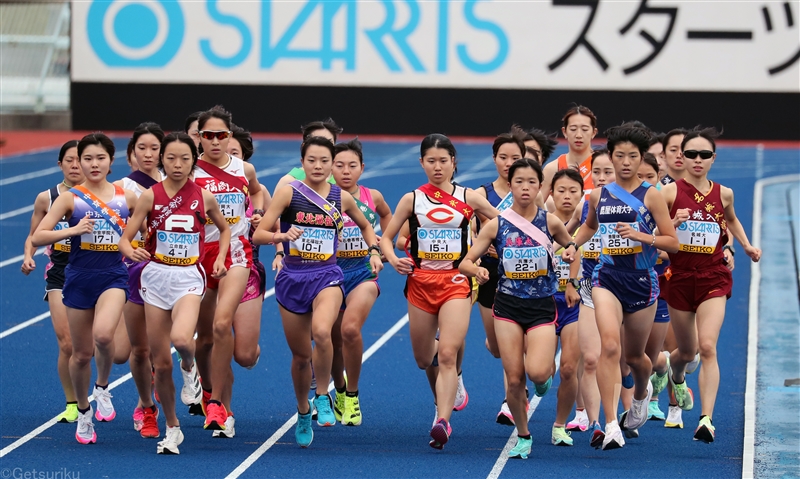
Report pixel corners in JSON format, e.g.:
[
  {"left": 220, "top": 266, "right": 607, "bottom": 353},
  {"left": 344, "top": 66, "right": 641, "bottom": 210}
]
[
  {"left": 408, "top": 184, "right": 471, "bottom": 270},
  {"left": 193, "top": 155, "right": 250, "bottom": 242},
  {"left": 280, "top": 184, "right": 342, "bottom": 268},
  {"left": 579, "top": 200, "right": 602, "bottom": 279},
  {"left": 668, "top": 179, "right": 728, "bottom": 270},
  {"left": 122, "top": 173, "right": 162, "bottom": 248},
  {"left": 553, "top": 219, "right": 573, "bottom": 292},
  {"left": 46, "top": 185, "right": 71, "bottom": 266},
  {"left": 557, "top": 154, "right": 594, "bottom": 200},
  {"left": 337, "top": 185, "right": 379, "bottom": 271},
  {"left": 288, "top": 167, "right": 336, "bottom": 184},
  {"left": 596, "top": 184, "right": 657, "bottom": 270},
  {"left": 145, "top": 181, "right": 206, "bottom": 266},
  {"left": 68, "top": 185, "right": 128, "bottom": 269},
  {"left": 661, "top": 174, "right": 676, "bottom": 186},
  {"left": 494, "top": 207, "right": 557, "bottom": 299}
]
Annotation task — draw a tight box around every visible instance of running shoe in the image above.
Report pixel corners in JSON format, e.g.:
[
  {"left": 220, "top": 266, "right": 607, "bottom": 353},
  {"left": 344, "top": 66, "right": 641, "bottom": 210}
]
[
  {"left": 589, "top": 423, "right": 604, "bottom": 448},
  {"left": 93, "top": 385, "right": 116, "bottom": 422},
  {"left": 508, "top": 435, "right": 532, "bottom": 459},
  {"left": 665, "top": 405, "right": 684, "bottom": 428},
  {"left": 343, "top": 394, "right": 362, "bottom": 426},
  {"left": 620, "top": 381, "right": 652, "bottom": 432},
  {"left": 686, "top": 352, "right": 701, "bottom": 374},
  {"left": 651, "top": 365, "right": 669, "bottom": 397},
  {"left": 199, "top": 389, "right": 212, "bottom": 417},
  {"left": 601, "top": 421, "right": 625, "bottom": 450},
  {"left": 334, "top": 391, "right": 345, "bottom": 423},
  {"left": 496, "top": 400, "right": 515, "bottom": 426},
  {"left": 648, "top": 400, "right": 665, "bottom": 421},
  {"left": 180, "top": 360, "right": 202, "bottom": 406},
  {"left": 453, "top": 372, "right": 469, "bottom": 411},
  {"left": 157, "top": 426, "right": 184, "bottom": 455},
  {"left": 668, "top": 366, "right": 694, "bottom": 410},
  {"left": 203, "top": 402, "right": 227, "bottom": 431},
  {"left": 551, "top": 426, "right": 573, "bottom": 446},
  {"left": 429, "top": 418, "right": 451, "bottom": 450},
  {"left": 296, "top": 404, "right": 314, "bottom": 448},
  {"left": 534, "top": 376, "right": 552, "bottom": 397},
  {"left": 75, "top": 407, "right": 96, "bottom": 445},
  {"left": 213, "top": 414, "right": 236, "bottom": 438},
  {"left": 314, "top": 394, "right": 335, "bottom": 427},
  {"left": 566, "top": 409, "right": 589, "bottom": 432},
  {"left": 140, "top": 406, "right": 160, "bottom": 438},
  {"left": 693, "top": 416, "right": 715, "bottom": 443},
  {"left": 133, "top": 406, "right": 144, "bottom": 431},
  {"left": 57, "top": 403, "right": 78, "bottom": 424},
  {"left": 246, "top": 350, "right": 260, "bottom": 370}
]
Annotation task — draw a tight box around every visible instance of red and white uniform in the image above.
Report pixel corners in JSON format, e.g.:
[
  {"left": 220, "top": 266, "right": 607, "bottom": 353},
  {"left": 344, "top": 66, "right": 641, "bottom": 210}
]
[
  {"left": 139, "top": 181, "right": 207, "bottom": 310},
  {"left": 193, "top": 155, "right": 252, "bottom": 287}
]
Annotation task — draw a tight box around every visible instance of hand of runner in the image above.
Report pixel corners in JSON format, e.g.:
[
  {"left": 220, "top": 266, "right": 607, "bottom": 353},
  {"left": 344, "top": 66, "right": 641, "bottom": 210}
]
[
  {"left": 673, "top": 208, "right": 691, "bottom": 227},
  {"left": 561, "top": 245, "right": 576, "bottom": 263},
  {"left": 369, "top": 254, "right": 384, "bottom": 275},
  {"left": 72, "top": 214, "right": 95, "bottom": 235},
  {"left": 614, "top": 222, "right": 640, "bottom": 241},
  {"left": 250, "top": 213, "right": 262, "bottom": 229},
  {"left": 744, "top": 245, "right": 762, "bottom": 262},
  {"left": 276, "top": 226, "right": 303, "bottom": 243},
  {"left": 129, "top": 247, "right": 151, "bottom": 263},
  {"left": 390, "top": 257, "right": 415, "bottom": 275},
  {"left": 565, "top": 284, "right": 581, "bottom": 308},
  {"left": 487, "top": 244, "right": 498, "bottom": 257},
  {"left": 211, "top": 259, "right": 227, "bottom": 279},
  {"left": 272, "top": 254, "right": 284, "bottom": 273},
  {"left": 723, "top": 248, "right": 735, "bottom": 271},
  {"left": 21, "top": 257, "right": 36, "bottom": 275},
  {"left": 475, "top": 267, "right": 490, "bottom": 285}
]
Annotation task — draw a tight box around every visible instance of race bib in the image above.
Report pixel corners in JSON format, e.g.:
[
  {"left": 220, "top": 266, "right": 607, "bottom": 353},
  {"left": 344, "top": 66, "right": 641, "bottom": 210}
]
[
  {"left": 337, "top": 225, "right": 368, "bottom": 259},
  {"left": 677, "top": 220, "right": 721, "bottom": 254},
  {"left": 599, "top": 222, "right": 642, "bottom": 255},
  {"left": 206, "top": 192, "right": 245, "bottom": 225},
  {"left": 289, "top": 226, "right": 336, "bottom": 261},
  {"left": 582, "top": 232, "right": 602, "bottom": 259},
  {"left": 53, "top": 221, "right": 71, "bottom": 252},
  {"left": 502, "top": 246, "right": 549, "bottom": 279},
  {"left": 554, "top": 255, "right": 571, "bottom": 290},
  {"left": 417, "top": 227, "right": 462, "bottom": 261},
  {"left": 132, "top": 231, "right": 146, "bottom": 249},
  {"left": 155, "top": 231, "right": 201, "bottom": 265},
  {"left": 80, "top": 219, "right": 121, "bottom": 252}
]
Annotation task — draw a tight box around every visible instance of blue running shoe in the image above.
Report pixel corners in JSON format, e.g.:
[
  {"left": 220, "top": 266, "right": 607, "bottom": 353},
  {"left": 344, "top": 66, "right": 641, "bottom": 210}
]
[
  {"left": 648, "top": 399, "right": 665, "bottom": 421},
  {"left": 534, "top": 376, "right": 552, "bottom": 397},
  {"left": 314, "top": 394, "right": 335, "bottom": 427},
  {"left": 296, "top": 405, "right": 313, "bottom": 448},
  {"left": 508, "top": 436, "right": 532, "bottom": 459},
  {"left": 590, "top": 423, "right": 604, "bottom": 449}
]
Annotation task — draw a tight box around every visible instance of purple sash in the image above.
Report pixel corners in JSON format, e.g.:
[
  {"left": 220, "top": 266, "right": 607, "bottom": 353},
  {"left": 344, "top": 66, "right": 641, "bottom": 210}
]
[
  {"left": 127, "top": 170, "right": 159, "bottom": 190},
  {"left": 289, "top": 180, "right": 344, "bottom": 233}
]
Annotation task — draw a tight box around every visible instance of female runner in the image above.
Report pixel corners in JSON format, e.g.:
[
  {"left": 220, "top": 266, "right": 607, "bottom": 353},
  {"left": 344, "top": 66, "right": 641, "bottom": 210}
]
[
  {"left": 541, "top": 105, "right": 598, "bottom": 203},
  {"left": 32, "top": 133, "right": 139, "bottom": 444}
]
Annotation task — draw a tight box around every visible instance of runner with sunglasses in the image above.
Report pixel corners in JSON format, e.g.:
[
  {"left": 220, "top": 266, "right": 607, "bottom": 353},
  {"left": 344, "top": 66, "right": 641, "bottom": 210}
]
[
  {"left": 32, "top": 133, "right": 139, "bottom": 444},
  {"left": 564, "top": 125, "right": 679, "bottom": 450},
  {"left": 22, "top": 140, "right": 83, "bottom": 424},
  {"left": 253, "top": 135, "right": 381, "bottom": 447},
  {"left": 192, "top": 106, "right": 265, "bottom": 433},
  {"left": 381, "top": 134, "right": 498, "bottom": 450},
  {"left": 460, "top": 158, "right": 577, "bottom": 459},
  {"left": 659, "top": 127, "right": 761, "bottom": 443},
  {"left": 120, "top": 132, "right": 231, "bottom": 454}
]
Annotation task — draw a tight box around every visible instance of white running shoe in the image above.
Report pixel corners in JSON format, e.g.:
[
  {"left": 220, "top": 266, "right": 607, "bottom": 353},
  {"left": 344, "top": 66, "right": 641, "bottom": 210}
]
[
  {"left": 180, "top": 360, "right": 202, "bottom": 406},
  {"left": 453, "top": 373, "right": 469, "bottom": 411},
  {"left": 157, "top": 426, "right": 184, "bottom": 454},
  {"left": 75, "top": 407, "right": 97, "bottom": 445},
  {"left": 622, "top": 381, "right": 652, "bottom": 431},
  {"left": 566, "top": 409, "right": 589, "bottom": 432},
  {"left": 601, "top": 420, "right": 625, "bottom": 450},
  {"left": 212, "top": 415, "right": 236, "bottom": 438},
  {"left": 665, "top": 405, "right": 684, "bottom": 428},
  {"left": 93, "top": 386, "right": 116, "bottom": 422},
  {"left": 686, "top": 353, "right": 701, "bottom": 374},
  {"left": 496, "top": 401, "right": 515, "bottom": 426}
]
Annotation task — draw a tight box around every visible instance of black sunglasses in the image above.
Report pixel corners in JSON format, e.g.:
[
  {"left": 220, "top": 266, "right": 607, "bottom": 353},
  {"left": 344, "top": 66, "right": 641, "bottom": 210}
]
[
  {"left": 199, "top": 130, "right": 232, "bottom": 141},
  {"left": 683, "top": 149, "right": 714, "bottom": 160}
]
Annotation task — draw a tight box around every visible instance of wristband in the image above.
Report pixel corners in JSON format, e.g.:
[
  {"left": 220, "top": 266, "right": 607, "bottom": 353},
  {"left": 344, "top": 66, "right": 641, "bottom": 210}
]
[
  {"left": 252, "top": 209, "right": 265, "bottom": 216},
  {"left": 722, "top": 244, "right": 735, "bottom": 256},
  {"left": 274, "top": 251, "right": 285, "bottom": 258},
  {"left": 368, "top": 244, "right": 381, "bottom": 255},
  {"left": 565, "top": 241, "right": 577, "bottom": 250}
]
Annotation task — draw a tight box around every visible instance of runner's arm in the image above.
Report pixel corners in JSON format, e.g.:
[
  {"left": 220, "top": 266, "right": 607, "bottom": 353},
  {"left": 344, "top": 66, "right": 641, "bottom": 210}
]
[
  {"left": 31, "top": 194, "right": 78, "bottom": 247},
  {"left": 119, "top": 190, "right": 151, "bottom": 262},
  {"left": 22, "top": 192, "right": 50, "bottom": 274},
  {"left": 204, "top": 190, "right": 231, "bottom": 276},
  {"left": 252, "top": 186, "right": 294, "bottom": 245},
  {"left": 721, "top": 186, "right": 761, "bottom": 261}
]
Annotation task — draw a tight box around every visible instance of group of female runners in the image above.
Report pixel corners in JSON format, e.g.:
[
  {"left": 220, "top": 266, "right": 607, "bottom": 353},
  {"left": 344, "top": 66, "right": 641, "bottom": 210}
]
[{"left": 22, "top": 104, "right": 759, "bottom": 458}]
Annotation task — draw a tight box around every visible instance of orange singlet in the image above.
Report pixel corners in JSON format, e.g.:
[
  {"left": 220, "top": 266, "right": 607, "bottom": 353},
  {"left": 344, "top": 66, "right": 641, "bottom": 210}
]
[{"left": 556, "top": 154, "right": 594, "bottom": 200}]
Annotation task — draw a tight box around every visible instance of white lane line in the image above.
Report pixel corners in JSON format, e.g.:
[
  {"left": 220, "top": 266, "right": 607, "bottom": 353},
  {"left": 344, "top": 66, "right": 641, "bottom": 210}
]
[
  {"left": 0, "top": 166, "right": 61, "bottom": 186},
  {"left": 0, "top": 204, "right": 34, "bottom": 221},
  {"left": 0, "top": 248, "right": 45, "bottom": 269},
  {"left": 0, "top": 312, "right": 51, "bottom": 339},
  {"left": 487, "top": 350, "right": 561, "bottom": 479},
  {"left": 743, "top": 173, "right": 800, "bottom": 479},
  {"left": 225, "top": 313, "right": 410, "bottom": 479},
  {"left": 0, "top": 287, "right": 283, "bottom": 455}
]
